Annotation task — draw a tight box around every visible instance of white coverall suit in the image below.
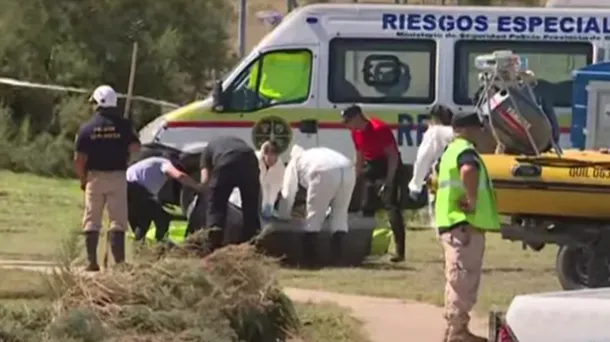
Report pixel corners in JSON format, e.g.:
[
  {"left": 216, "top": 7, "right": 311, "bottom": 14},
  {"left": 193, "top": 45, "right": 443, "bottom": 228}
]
[
  {"left": 278, "top": 145, "right": 356, "bottom": 233},
  {"left": 408, "top": 125, "right": 454, "bottom": 228},
  {"left": 229, "top": 150, "right": 285, "bottom": 211}
]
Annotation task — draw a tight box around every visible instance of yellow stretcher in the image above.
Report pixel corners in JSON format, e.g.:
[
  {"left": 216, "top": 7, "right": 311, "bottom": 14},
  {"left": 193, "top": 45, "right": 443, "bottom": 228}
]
[{"left": 484, "top": 150, "right": 610, "bottom": 220}]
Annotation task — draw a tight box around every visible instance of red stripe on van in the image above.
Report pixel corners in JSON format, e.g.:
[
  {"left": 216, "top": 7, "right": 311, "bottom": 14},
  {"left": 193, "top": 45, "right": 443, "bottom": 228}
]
[
  {"left": 165, "top": 120, "right": 403, "bottom": 129},
  {"left": 165, "top": 120, "right": 570, "bottom": 133}
]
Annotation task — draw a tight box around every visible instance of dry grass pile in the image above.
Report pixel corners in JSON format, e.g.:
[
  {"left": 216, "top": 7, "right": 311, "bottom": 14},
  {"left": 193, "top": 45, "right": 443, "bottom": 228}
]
[{"left": 0, "top": 231, "right": 301, "bottom": 342}]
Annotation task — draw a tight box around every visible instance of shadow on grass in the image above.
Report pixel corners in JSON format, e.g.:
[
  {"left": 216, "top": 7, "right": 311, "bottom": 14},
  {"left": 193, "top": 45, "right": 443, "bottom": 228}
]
[
  {"left": 0, "top": 228, "right": 28, "bottom": 234},
  {"left": 360, "top": 259, "right": 415, "bottom": 271},
  {"left": 406, "top": 226, "right": 432, "bottom": 232},
  {"left": 482, "top": 266, "right": 555, "bottom": 274}
]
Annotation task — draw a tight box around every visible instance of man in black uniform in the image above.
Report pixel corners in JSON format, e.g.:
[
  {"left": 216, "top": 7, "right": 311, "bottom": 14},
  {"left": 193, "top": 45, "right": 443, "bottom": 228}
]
[
  {"left": 186, "top": 136, "right": 261, "bottom": 251},
  {"left": 74, "top": 85, "right": 140, "bottom": 271}
]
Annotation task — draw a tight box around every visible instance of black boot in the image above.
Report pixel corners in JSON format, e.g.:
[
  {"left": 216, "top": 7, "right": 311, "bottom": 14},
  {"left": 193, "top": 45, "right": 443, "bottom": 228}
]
[
  {"left": 199, "top": 227, "right": 224, "bottom": 257},
  {"left": 84, "top": 232, "right": 100, "bottom": 272},
  {"left": 331, "top": 231, "right": 346, "bottom": 266},
  {"left": 109, "top": 231, "right": 126, "bottom": 264},
  {"left": 390, "top": 232, "right": 405, "bottom": 263},
  {"left": 301, "top": 232, "right": 319, "bottom": 269},
  {"left": 390, "top": 239, "right": 405, "bottom": 263},
  {"left": 389, "top": 210, "right": 406, "bottom": 263}
]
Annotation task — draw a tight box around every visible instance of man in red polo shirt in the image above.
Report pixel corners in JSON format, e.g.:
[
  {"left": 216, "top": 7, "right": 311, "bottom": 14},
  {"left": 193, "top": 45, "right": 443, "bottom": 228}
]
[{"left": 342, "top": 105, "right": 406, "bottom": 262}]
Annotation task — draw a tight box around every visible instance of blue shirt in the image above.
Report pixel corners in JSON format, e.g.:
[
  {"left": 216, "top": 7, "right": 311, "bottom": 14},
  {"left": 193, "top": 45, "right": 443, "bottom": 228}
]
[
  {"left": 126, "top": 157, "right": 173, "bottom": 196},
  {"left": 75, "top": 109, "right": 139, "bottom": 171}
]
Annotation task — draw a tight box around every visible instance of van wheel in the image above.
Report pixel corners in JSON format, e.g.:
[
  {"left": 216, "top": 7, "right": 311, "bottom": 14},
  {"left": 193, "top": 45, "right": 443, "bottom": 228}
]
[{"left": 556, "top": 245, "right": 610, "bottom": 290}]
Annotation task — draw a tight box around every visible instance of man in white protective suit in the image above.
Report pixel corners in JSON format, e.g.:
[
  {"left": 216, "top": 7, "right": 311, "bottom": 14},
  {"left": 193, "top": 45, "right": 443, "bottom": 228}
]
[
  {"left": 408, "top": 104, "right": 454, "bottom": 229},
  {"left": 229, "top": 140, "right": 284, "bottom": 219},
  {"left": 277, "top": 144, "right": 356, "bottom": 268}
]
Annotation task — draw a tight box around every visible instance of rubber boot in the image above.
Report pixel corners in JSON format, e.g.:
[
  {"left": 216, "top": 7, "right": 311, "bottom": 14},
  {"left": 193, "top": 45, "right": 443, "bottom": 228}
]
[
  {"left": 84, "top": 232, "right": 100, "bottom": 272},
  {"left": 109, "top": 231, "right": 126, "bottom": 264},
  {"left": 390, "top": 229, "right": 406, "bottom": 263},
  {"left": 301, "top": 232, "right": 319, "bottom": 269},
  {"left": 390, "top": 245, "right": 405, "bottom": 263},
  {"left": 331, "top": 231, "right": 346, "bottom": 266},
  {"left": 199, "top": 227, "right": 224, "bottom": 257},
  {"left": 445, "top": 324, "right": 487, "bottom": 342}
]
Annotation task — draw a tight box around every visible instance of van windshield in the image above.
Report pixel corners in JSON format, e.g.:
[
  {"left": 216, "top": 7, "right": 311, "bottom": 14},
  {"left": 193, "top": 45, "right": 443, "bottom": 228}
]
[
  {"left": 454, "top": 40, "right": 593, "bottom": 107},
  {"left": 248, "top": 51, "right": 312, "bottom": 102}
]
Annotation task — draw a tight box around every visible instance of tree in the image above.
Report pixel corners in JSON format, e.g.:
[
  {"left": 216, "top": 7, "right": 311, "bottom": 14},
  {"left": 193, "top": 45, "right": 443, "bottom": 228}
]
[{"left": 0, "top": 0, "right": 235, "bottom": 176}]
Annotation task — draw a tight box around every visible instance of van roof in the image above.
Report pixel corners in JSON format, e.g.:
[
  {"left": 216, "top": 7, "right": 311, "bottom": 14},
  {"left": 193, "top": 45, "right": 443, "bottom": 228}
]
[
  {"left": 295, "top": 3, "right": 607, "bottom": 14},
  {"left": 546, "top": 0, "right": 610, "bottom": 7}
]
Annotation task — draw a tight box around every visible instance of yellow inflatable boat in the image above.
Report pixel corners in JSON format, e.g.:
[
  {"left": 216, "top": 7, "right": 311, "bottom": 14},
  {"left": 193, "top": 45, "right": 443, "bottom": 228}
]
[{"left": 484, "top": 150, "right": 610, "bottom": 220}]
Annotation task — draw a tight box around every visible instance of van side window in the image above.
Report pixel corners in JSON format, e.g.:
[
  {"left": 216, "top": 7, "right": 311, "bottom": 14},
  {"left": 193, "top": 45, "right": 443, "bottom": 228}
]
[
  {"left": 328, "top": 38, "right": 436, "bottom": 104},
  {"left": 224, "top": 49, "right": 313, "bottom": 112},
  {"left": 454, "top": 41, "right": 592, "bottom": 107}
]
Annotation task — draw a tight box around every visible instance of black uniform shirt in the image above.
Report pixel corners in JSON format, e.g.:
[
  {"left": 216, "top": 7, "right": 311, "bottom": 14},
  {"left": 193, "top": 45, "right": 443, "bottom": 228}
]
[
  {"left": 75, "top": 108, "right": 139, "bottom": 171},
  {"left": 200, "top": 136, "right": 254, "bottom": 171}
]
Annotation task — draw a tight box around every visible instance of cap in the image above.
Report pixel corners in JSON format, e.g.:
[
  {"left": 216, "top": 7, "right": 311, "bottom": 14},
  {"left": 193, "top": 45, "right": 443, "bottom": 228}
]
[
  {"left": 90, "top": 85, "right": 118, "bottom": 108},
  {"left": 451, "top": 112, "right": 482, "bottom": 128},
  {"left": 341, "top": 104, "right": 362, "bottom": 122}
]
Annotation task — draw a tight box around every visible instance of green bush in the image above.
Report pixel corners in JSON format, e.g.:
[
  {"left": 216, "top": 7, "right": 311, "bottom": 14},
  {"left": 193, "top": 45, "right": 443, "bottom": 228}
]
[{"left": 0, "top": 0, "right": 235, "bottom": 177}]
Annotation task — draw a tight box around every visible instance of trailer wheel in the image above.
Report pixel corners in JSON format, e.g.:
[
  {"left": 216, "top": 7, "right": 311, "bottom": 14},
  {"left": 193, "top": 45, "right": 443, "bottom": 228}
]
[{"left": 556, "top": 245, "right": 610, "bottom": 290}]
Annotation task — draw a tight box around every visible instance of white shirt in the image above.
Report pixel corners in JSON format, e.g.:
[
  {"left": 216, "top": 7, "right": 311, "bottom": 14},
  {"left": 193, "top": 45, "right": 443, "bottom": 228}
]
[
  {"left": 228, "top": 150, "right": 285, "bottom": 209},
  {"left": 408, "top": 125, "right": 454, "bottom": 193},
  {"left": 257, "top": 151, "right": 285, "bottom": 208},
  {"left": 280, "top": 146, "right": 352, "bottom": 215}
]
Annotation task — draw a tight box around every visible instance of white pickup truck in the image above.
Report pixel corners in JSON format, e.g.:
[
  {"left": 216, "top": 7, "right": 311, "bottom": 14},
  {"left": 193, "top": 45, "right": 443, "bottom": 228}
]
[{"left": 490, "top": 288, "right": 610, "bottom": 342}]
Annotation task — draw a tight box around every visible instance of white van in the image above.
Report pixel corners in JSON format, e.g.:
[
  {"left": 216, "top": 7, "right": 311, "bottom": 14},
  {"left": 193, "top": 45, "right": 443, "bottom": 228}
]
[{"left": 140, "top": 3, "right": 610, "bottom": 163}]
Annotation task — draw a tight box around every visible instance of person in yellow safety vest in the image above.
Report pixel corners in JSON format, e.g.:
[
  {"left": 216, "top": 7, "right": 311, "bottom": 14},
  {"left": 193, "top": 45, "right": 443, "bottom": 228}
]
[
  {"left": 435, "top": 111, "right": 500, "bottom": 342},
  {"left": 248, "top": 52, "right": 311, "bottom": 102}
]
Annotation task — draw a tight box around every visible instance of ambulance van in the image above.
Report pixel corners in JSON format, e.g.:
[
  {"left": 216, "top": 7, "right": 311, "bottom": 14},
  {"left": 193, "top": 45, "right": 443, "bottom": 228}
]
[{"left": 138, "top": 3, "right": 610, "bottom": 212}]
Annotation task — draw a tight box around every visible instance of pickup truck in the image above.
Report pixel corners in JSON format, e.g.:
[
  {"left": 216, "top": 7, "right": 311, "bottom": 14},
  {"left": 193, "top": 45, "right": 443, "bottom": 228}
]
[{"left": 489, "top": 288, "right": 610, "bottom": 342}]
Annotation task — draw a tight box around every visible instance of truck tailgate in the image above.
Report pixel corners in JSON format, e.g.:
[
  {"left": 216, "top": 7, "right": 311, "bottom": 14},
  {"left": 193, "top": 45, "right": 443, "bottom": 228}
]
[{"left": 506, "top": 288, "right": 610, "bottom": 342}]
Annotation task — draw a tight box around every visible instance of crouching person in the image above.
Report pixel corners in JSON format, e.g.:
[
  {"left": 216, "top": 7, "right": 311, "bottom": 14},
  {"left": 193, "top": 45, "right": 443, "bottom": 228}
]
[
  {"left": 277, "top": 145, "right": 356, "bottom": 267},
  {"left": 126, "top": 152, "right": 204, "bottom": 242},
  {"left": 186, "top": 136, "right": 262, "bottom": 252}
]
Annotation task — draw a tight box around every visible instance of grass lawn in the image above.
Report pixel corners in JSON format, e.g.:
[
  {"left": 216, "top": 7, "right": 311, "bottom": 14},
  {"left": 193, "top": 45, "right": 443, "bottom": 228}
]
[
  {"left": 293, "top": 302, "right": 370, "bottom": 342},
  {"left": 0, "top": 170, "right": 562, "bottom": 314}
]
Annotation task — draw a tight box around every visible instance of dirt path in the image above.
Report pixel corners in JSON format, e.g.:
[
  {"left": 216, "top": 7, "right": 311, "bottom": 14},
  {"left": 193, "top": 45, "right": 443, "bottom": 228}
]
[
  {"left": 285, "top": 287, "right": 488, "bottom": 342},
  {"left": 0, "top": 261, "right": 488, "bottom": 342}
]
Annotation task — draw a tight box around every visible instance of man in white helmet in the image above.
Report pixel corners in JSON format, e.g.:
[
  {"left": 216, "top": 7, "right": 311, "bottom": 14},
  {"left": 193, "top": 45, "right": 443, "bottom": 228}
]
[
  {"left": 277, "top": 145, "right": 356, "bottom": 268},
  {"left": 74, "top": 85, "right": 140, "bottom": 271}
]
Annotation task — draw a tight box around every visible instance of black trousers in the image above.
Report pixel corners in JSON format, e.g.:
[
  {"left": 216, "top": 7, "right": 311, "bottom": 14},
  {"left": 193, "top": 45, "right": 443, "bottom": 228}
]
[
  {"left": 127, "top": 182, "right": 172, "bottom": 241},
  {"left": 186, "top": 151, "right": 261, "bottom": 245},
  {"left": 361, "top": 159, "right": 405, "bottom": 257}
]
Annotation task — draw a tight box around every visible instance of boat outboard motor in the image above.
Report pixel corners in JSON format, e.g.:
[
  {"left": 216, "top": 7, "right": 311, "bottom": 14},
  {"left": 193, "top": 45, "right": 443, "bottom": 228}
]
[{"left": 474, "top": 51, "right": 559, "bottom": 156}]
